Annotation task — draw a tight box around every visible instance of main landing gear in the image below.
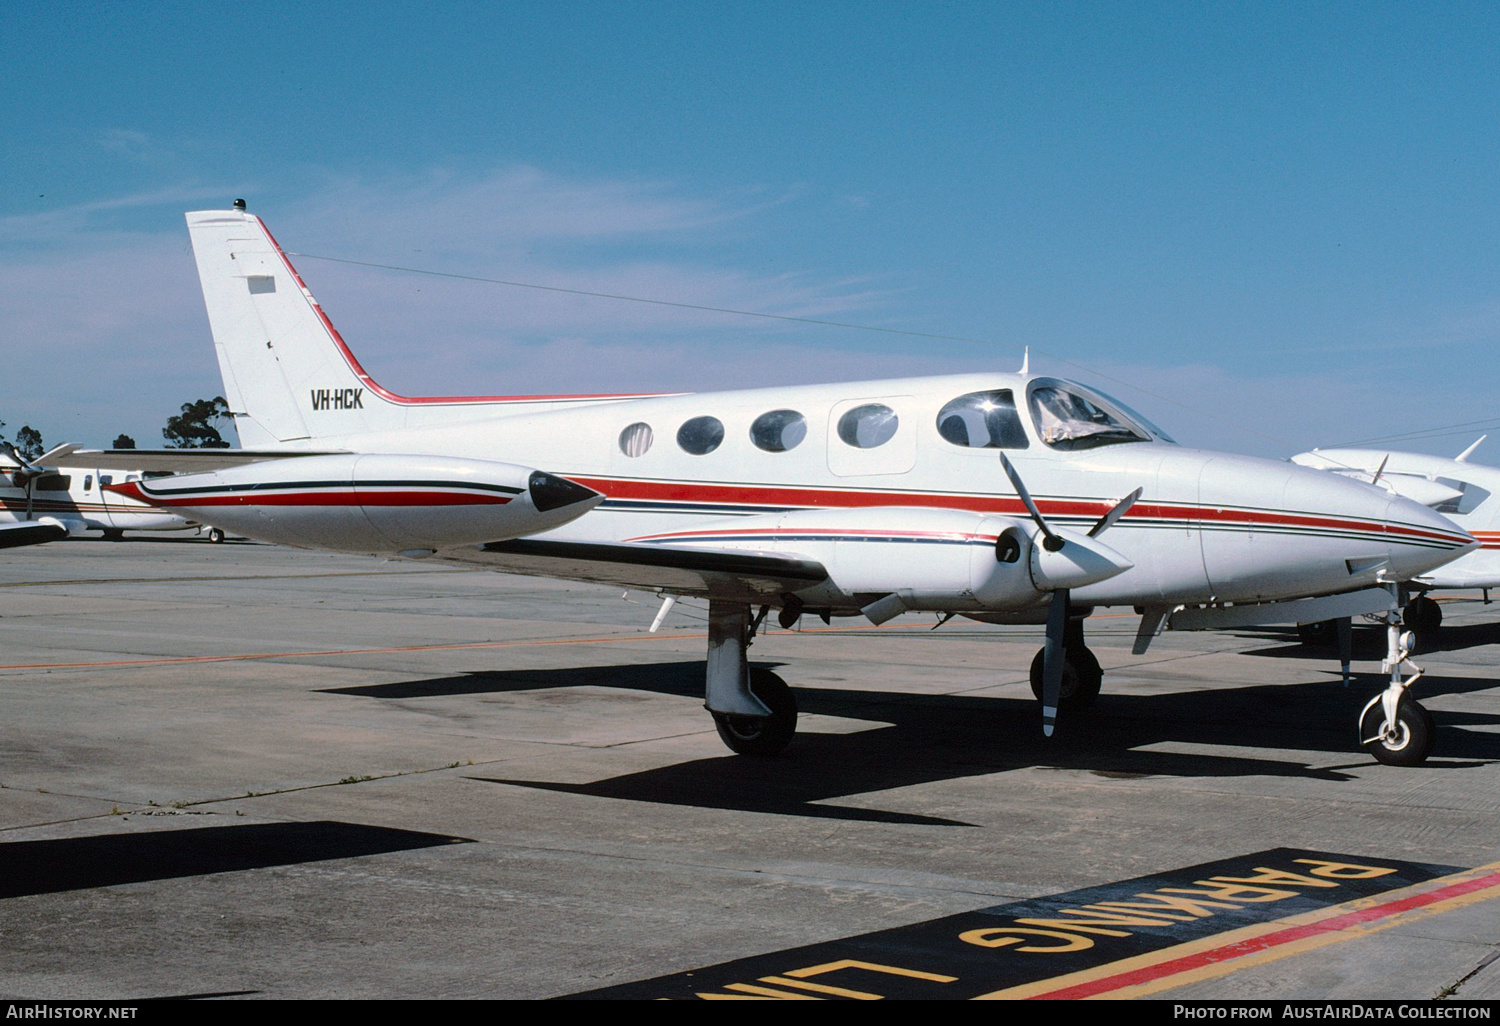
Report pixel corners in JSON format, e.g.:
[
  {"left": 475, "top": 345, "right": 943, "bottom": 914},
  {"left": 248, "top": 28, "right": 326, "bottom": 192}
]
[
  {"left": 1403, "top": 593, "right": 1442, "bottom": 635},
  {"left": 704, "top": 601, "right": 797, "bottom": 756},
  {"left": 1028, "top": 616, "right": 1102, "bottom": 715}
]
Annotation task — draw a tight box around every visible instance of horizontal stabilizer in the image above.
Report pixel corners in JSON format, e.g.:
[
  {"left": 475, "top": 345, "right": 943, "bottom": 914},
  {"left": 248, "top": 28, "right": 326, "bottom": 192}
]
[{"left": 51, "top": 448, "right": 350, "bottom": 472}]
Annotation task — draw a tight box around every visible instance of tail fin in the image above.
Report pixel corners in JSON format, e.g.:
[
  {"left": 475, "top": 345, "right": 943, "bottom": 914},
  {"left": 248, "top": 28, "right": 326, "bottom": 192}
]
[
  {"left": 187, "top": 206, "right": 673, "bottom": 446},
  {"left": 187, "top": 207, "right": 409, "bottom": 445}
]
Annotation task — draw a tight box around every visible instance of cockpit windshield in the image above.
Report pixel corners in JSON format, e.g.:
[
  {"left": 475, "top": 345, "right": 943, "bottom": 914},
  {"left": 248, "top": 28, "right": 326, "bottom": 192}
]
[{"left": 1026, "top": 379, "right": 1155, "bottom": 450}]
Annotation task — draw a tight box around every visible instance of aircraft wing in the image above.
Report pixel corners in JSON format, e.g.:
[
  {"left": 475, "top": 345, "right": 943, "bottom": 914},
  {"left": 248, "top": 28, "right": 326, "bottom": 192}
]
[
  {"left": 0, "top": 517, "right": 74, "bottom": 549},
  {"left": 434, "top": 538, "right": 829, "bottom": 599},
  {"left": 50, "top": 448, "right": 351, "bottom": 472}
]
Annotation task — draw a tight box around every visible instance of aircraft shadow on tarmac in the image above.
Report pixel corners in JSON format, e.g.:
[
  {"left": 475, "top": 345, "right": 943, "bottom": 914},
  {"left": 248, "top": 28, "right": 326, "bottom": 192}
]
[
  {"left": 1233, "top": 618, "right": 1500, "bottom": 658},
  {"left": 326, "top": 661, "right": 1500, "bottom": 825},
  {"left": 0, "top": 821, "right": 471, "bottom": 900}
]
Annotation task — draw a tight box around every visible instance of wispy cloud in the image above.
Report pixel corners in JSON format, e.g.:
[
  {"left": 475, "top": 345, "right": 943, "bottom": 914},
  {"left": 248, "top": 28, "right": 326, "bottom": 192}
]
[{"left": 0, "top": 167, "right": 901, "bottom": 445}]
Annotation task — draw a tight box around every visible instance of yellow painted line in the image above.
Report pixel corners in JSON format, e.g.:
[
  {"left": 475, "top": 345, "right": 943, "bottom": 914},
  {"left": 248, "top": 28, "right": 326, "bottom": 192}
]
[{"left": 977, "top": 861, "right": 1500, "bottom": 1000}]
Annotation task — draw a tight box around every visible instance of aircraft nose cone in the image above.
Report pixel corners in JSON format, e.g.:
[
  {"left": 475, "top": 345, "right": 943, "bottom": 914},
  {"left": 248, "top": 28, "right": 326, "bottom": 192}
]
[
  {"left": 1190, "top": 453, "right": 1471, "bottom": 602},
  {"left": 1380, "top": 492, "right": 1477, "bottom": 580}
]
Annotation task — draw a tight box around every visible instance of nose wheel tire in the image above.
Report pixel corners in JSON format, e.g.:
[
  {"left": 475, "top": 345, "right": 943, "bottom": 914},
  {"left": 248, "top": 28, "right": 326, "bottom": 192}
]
[
  {"left": 1360, "top": 697, "right": 1435, "bottom": 767},
  {"left": 713, "top": 668, "right": 797, "bottom": 756},
  {"left": 1029, "top": 646, "right": 1103, "bottom": 712}
]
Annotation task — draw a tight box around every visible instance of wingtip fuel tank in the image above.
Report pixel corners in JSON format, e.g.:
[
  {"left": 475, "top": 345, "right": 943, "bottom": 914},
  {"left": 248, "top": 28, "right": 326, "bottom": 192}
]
[{"left": 108, "top": 454, "right": 602, "bottom": 555}]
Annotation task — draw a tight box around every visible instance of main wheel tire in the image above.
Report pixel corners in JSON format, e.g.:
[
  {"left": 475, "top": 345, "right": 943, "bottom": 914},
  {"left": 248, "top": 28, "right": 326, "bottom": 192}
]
[
  {"left": 1403, "top": 596, "right": 1442, "bottom": 635},
  {"left": 207, "top": 528, "right": 226, "bottom": 544},
  {"left": 101, "top": 529, "right": 125, "bottom": 541},
  {"left": 1360, "top": 697, "right": 1435, "bottom": 767},
  {"left": 712, "top": 668, "right": 797, "bottom": 756},
  {"left": 1297, "top": 620, "right": 1336, "bottom": 646},
  {"left": 1029, "top": 647, "right": 1103, "bottom": 712}
]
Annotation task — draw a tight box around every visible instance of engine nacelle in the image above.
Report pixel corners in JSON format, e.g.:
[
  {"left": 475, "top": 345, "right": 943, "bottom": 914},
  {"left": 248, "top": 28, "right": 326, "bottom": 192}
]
[
  {"left": 639, "top": 506, "right": 1049, "bottom": 612},
  {"left": 108, "top": 453, "right": 601, "bottom": 554}
]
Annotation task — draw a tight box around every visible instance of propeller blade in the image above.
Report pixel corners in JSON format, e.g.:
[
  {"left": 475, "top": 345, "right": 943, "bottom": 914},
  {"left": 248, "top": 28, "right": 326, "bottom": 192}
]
[
  {"left": 1088, "top": 487, "right": 1143, "bottom": 538},
  {"left": 1041, "top": 588, "right": 1070, "bottom": 737},
  {"left": 0, "top": 441, "right": 26, "bottom": 470},
  {"left": 1000, "top": 453, "right": 1065, "bottom": 552}
]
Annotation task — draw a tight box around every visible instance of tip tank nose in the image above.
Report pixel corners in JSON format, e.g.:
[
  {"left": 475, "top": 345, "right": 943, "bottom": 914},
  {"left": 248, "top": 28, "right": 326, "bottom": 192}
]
[{"left": 527, "top": 471, "right": 602, "bottom": 512}]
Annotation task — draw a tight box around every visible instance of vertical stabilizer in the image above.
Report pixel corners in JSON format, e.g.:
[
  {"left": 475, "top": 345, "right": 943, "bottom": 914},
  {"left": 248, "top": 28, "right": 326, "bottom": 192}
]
[{"left": 186, "top": 207, "right": 402, "bottom": 445}]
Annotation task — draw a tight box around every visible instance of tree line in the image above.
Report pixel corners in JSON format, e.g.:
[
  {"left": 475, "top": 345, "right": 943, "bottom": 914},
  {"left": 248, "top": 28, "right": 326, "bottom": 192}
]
[{"left": 2, "top": 397, "right": 233, "bottom": 462}]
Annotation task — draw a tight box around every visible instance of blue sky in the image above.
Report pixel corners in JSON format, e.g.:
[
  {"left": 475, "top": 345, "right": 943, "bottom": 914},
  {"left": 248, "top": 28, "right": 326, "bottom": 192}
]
[{"left": 4, "top": 1, "right": 1500, "bottom": 458}]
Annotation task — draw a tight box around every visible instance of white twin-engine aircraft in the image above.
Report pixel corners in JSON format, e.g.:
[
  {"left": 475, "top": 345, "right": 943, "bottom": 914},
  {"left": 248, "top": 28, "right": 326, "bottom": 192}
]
[
  {"left": 96, "top": 205, "right": 1476, "bottom": 767},
  {"left": 0, "top": 444, "right": 197, "bottom": 547},
  {"left": 1294, "top": 439, "right": 1500, "bottom": 634}
]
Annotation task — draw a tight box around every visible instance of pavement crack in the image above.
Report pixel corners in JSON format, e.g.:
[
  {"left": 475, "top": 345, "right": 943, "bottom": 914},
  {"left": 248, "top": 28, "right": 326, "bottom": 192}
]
[{"left": 1436, "top": 947, "right": 1500, "bottom": 999}]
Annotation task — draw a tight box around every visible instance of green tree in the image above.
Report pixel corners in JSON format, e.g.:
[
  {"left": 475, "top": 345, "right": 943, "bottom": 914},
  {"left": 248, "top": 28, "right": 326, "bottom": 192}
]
[
  {"left": 15, "top": 425, "right": 43, "bottom": 461},
  {"left": 112, "top": 434, "right": 137, "bottom": 449},
  {"left": 163, "top": 397, "right": 231, "bottom": 449}
]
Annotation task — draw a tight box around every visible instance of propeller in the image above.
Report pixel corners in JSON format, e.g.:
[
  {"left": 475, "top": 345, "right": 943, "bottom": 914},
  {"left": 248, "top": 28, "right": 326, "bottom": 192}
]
[
  {"left": 1000, "top": 453, "right": 1141, "bottom": 737},
  {"left": 1, "top": 442, "right": 79, "bottom": 521},
  {"left": 1, "top": 442, "right": 37, "bottom": 520}
]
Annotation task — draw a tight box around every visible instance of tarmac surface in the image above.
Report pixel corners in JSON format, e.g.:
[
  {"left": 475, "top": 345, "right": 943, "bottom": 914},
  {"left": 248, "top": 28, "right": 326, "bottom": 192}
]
[{"left": 1, "top": 535, "right": 1497, "bottom": 1001}]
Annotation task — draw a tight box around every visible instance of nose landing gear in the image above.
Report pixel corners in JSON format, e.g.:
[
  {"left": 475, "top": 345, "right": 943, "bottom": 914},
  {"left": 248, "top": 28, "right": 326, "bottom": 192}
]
[{"left": 1359, "top": 609, "right": 1435, "bottom": 767}]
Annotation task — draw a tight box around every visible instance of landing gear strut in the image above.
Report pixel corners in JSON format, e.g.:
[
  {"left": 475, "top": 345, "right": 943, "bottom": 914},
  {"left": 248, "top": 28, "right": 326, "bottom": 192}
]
[
  {"left": 705, "top": 601, "right": 797, "bottom": 756},
  {"left": 1029, "top": 615, "right": 1102, "bottom": 715},
  {"left": 1359, "top": 600, "right": 1435, "bottom": 767}
]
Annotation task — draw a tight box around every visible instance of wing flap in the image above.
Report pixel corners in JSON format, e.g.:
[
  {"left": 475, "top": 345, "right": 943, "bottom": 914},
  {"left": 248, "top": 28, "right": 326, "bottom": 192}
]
[{"left": 435, "top": 538, "right": 828, "bottom": 599}]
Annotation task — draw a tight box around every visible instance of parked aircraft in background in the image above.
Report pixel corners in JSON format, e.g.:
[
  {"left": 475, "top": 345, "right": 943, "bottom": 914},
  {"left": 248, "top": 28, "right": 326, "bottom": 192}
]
[
  {"left": 109, "top": 205, "right": 1476, "bottom": 766},
  {"left": 0, "top": 444, "right": 199, "bottom": 547},
  {"left": 1295, "top": 439, "right": 1500, "bottom": 634}
]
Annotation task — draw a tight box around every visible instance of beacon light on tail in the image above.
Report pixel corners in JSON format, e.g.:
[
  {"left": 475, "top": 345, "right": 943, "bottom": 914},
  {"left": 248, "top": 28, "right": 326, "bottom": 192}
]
[{"left": 107, "top": 454, "right": 601, "bottom": 555}]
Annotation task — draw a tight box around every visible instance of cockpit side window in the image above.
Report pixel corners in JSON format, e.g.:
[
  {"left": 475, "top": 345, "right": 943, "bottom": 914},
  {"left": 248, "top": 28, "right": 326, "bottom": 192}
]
[
  {"left": 936, "top": 390, "right": 1029, "bottom": 449},
  {"left": 1027, "top": 380, "right": 1152, "bottom": 451}
]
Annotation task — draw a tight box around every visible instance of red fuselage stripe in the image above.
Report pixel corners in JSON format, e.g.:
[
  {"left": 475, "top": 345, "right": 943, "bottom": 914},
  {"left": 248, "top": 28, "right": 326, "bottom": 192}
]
[{"left": 567, "top": 477, "right": 1470, "bottom": 546}]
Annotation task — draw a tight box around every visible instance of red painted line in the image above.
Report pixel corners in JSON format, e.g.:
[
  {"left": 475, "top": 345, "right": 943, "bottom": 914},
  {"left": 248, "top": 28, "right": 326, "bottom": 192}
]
[
  {"left": 1027, "top": 868, "right": 1500, "bottom": 1000},
  {"left": 148, "top": 491, "right": 509, "bottom": 508},
  {"left": 110, "top": 482, "right": 509, "bottom": 508}
]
